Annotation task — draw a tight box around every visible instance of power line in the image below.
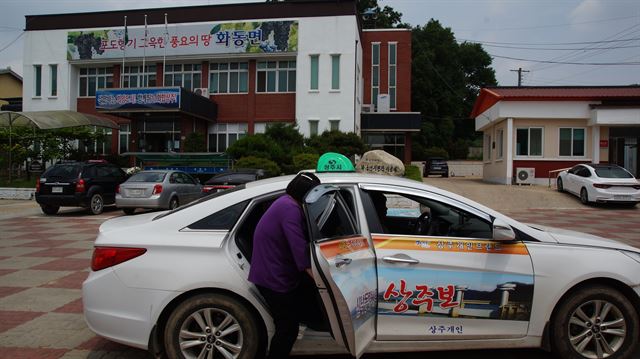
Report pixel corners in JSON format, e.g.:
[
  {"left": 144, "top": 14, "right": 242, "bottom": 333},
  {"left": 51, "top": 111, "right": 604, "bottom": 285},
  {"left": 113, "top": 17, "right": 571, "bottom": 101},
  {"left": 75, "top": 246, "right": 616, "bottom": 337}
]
[
  {"left": 490, "top": 54, "right": 640, "bottom": 66},
  {"left": 470, "top": 43, "right": 640, "bottom": 51},
  {"left": 458, "top": 37, "right": 640, "bottom": 46},
  {"left": 0, "top": 31, "right": 25, "bottom": 54}
]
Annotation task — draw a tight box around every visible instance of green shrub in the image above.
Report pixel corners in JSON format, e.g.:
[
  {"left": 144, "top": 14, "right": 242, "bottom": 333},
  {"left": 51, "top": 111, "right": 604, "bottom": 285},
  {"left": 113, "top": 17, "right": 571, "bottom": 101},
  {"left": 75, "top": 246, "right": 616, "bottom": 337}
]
[
  {"left": 447, "top": 139, "right": 470, "bottom": 160},
  {"left": 305, "top": 130, "right": 368, "bottom": 159},
  {"left": 423, "top": 147, "right": 449, "bottom": 159},
  {"left": 404, "top": 165, "right": 423, "bottom": 182},
  {"left": 226, "top": 134, "right": 285, "bottom": 164},
  {"left": 183, "top": 132, "right": 207, "bottom": 152},
  {"left": 292, "top": 153, "right": 319, "bottom": 172},
  {"left": 234, "top": 156, "right": 281, "bottom": 177}
]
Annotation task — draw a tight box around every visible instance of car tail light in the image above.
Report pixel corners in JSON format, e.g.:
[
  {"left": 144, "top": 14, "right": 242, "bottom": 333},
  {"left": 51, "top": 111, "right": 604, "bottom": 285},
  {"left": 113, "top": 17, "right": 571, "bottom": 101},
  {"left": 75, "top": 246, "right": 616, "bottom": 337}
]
[
  {"left": 75, "top": 179, "right": 86, "bottom": 192},
  {"left": 152, "top": 184, "right": 163, "bottom": 195},
  {"left": 116, "top": 184, "right": 120, "bottom": 194},
  {"left": 593, "top": 183, "right": 611, "bottom": 189},
  {"left": 91, "top": 246, "right": 147, "bottom": 271}
]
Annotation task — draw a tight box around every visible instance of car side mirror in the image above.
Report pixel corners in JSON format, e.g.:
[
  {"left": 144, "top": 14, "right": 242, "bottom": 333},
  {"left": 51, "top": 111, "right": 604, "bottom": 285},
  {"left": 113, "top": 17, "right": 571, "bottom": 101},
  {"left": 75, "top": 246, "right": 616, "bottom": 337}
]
[{"left": 493, "top": 218, "right": 516, "bottom": 241}]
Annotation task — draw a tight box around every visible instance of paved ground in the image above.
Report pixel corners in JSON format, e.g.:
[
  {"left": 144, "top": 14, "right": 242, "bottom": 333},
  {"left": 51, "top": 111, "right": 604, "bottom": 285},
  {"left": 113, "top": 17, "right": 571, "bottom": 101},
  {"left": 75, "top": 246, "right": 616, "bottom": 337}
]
[{"left": 0, "top": 179, "right": 638, "bottom": 358}]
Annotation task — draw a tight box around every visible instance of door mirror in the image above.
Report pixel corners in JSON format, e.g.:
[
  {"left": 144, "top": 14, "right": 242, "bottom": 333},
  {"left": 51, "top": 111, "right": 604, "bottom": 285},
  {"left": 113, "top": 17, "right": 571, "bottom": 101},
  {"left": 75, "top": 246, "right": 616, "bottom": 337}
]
[{"left": 493, "top": 218, "right": 516, "bottom": 241}]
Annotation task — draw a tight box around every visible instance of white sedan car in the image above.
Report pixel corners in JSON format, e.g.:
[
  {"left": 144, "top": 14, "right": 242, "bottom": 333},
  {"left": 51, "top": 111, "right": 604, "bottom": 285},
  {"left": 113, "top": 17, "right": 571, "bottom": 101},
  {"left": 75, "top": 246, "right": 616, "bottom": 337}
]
[
  {"left": 84, "top": 169, "right": 640, "bottom": 359},
  {"left": 557, "top": 164, "right": 640, "bottom": 206}
]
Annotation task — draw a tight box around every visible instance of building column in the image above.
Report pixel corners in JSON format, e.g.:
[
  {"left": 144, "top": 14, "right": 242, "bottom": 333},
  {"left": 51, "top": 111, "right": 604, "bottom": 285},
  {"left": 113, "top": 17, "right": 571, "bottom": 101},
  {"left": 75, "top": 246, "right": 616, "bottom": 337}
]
[
  {"left": 506, "top": 117, "right": 514, "bottom": 185},
  {"left": 592, "top": 125, "right": 600, "bottom": 164}
]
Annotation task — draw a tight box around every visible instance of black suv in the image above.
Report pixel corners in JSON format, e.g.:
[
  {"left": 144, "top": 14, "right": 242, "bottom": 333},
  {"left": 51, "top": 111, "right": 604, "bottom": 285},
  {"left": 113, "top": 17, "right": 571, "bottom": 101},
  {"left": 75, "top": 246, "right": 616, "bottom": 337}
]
[
  {"left": 423, "top": 157, "right": 449, "bottom": 177},
  {"left": 35, "top": 160, "right": 127, "bottom": 215}
]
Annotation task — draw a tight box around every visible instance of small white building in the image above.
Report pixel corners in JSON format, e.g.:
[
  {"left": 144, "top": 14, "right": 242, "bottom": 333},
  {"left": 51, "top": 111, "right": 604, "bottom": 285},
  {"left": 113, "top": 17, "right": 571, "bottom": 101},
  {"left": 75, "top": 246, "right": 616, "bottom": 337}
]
[{"left": 471, "top": 86, "right": 640, "bottom": 185}]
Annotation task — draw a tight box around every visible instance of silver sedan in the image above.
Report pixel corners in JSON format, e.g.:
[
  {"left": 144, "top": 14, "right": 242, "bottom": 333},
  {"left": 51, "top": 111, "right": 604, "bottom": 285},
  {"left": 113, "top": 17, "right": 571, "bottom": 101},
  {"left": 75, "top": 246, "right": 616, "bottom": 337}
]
[{"left": 116, "top": 170, "right": 202, "bottom": 215}]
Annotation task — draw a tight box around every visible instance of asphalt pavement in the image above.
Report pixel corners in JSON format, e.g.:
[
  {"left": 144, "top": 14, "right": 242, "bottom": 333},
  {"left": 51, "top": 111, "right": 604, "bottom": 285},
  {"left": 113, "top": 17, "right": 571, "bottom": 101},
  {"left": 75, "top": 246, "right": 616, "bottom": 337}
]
[{"left": 0, "top": 178, "right": 638, "bottom": 359}]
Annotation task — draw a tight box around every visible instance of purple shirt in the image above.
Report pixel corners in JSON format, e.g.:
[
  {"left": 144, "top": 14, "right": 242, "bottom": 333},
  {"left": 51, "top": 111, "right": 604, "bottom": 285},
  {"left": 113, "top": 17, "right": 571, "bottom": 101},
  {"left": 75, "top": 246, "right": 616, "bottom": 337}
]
[{"left": 248, "top": 195, "right": 311, "bottom": 293}]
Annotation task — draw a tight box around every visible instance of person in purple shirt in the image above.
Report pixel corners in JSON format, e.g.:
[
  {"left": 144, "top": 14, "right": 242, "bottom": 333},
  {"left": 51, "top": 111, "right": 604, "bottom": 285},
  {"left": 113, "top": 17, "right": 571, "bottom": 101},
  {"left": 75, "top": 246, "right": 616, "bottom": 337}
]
[{"left": 249, "top": 172, "right": 321, "bottom": 358}]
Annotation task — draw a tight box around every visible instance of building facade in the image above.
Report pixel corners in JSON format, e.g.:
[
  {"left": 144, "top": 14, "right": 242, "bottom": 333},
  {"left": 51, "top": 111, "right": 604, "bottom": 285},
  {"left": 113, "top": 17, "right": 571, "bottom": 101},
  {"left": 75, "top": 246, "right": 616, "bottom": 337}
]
[
  {"left": 21, "top": 0, "right": 419, "bottom": 170},
  {"left": 471, "top": 86, "right": 640, "bottom": 185}
]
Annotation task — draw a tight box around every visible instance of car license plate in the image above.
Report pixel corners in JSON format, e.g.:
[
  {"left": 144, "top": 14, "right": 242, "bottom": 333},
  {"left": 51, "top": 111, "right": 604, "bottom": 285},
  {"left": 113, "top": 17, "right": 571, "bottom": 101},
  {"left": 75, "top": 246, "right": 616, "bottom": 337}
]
[
  {"left": 433, "top": 166, "right": 441, "bottom": 170},
  {"left": 131, "top": 189, "right": 143, "bottom": 196},
  {"left": 52, "top": 187, "right": 63, "bottom": 193},
  {"left": 614, "top": 195, "right": 632, "bottom": 200}
]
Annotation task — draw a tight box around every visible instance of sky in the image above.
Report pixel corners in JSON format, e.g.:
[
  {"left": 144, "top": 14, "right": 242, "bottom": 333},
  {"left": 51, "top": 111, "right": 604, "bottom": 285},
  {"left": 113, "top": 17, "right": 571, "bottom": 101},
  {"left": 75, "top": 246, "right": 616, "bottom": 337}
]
[{"left": 0, "top": 0, "right": 638, "bottom": 87}]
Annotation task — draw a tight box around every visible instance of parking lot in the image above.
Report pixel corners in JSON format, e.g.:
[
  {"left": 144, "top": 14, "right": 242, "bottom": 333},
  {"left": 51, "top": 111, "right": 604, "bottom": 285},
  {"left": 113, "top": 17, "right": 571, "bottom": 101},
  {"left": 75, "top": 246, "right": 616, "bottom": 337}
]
[{"left": 0, "top": 178, "right": 638, "bottom": 358}]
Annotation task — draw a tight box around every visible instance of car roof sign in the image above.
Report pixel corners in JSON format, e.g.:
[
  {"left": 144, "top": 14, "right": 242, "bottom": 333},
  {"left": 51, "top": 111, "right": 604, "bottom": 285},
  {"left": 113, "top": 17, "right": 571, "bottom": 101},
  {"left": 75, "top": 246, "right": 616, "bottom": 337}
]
[{"left": 316, "top": 152, "right": 355, "bottom": 173}]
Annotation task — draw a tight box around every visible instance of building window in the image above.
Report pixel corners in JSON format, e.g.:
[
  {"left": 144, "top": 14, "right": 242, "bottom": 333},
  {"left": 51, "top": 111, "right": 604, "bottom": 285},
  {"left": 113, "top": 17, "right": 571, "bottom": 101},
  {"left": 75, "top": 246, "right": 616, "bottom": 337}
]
[
  {"left": 331, "top": 54, "right": 340, "bottom": 90},
  {"left": 81, "top": 127, "right": 112, "bottom": 155},
  {"left": 559, "top": 128, "right": 585, "bottom": 157},
  {"left": 485, "top": 134, "right": 492, "bottom": 161},
  {"left": 309, "top": 55, "right": 319, "bottom": 91},
  {"left": 371, "top": 43, "right": 380, "bottom": 108},
  {"left": 257, "top": 61, "right": 296, "bottom": 93},
  {"left": 363, "top": 133, "right": 405, "bottom": 162},
  {"left": 165, "top": 63, "right": 201, "bottom": 91},
  {"left": 496, "top": 129, "right": 504, "bottom": 159},
  {"left": 329, "top": 120, "right": 340, "bottom": 131},
  {"left": 33, "top": 65, "right": 42, "bottom": 97},
  {"left": 208, "top": 123, "right": 248, "bottom": 152},
  {"left": 388, "top": 42, "right": 397, "bottom": 109},
  {"left": 309, "top": 120, "right": 319, "bottom": 137},
  {"left": 516, "top": 127, "right": 543, "bottom": 157},
  {"left": 209, "top": 62, "right": 248, "bottom": 94},
  {"left": 49, "top": 64, "right": 58, "bottom": 97},
  {"left": 122, "top": 65, "right": 156, "bottom": 88},
  {"left": 79, "top": 67, "right": 114, "bottom": 97},
  {"left": 119, "top": 124, "right": 130, "bottom": 154}
]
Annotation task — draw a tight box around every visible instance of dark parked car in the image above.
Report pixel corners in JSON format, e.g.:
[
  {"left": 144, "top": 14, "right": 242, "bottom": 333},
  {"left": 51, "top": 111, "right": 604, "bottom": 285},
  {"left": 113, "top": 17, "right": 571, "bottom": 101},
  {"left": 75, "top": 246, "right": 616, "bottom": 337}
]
[
  {"left": 423, "top": 157, "right": 449, "bottom": 177},
  {"left": 35, "top": 160, "right": 127, "bottom": 215},
  {"left": 201, "top": 168, "right": 264, "bottom": 195}
]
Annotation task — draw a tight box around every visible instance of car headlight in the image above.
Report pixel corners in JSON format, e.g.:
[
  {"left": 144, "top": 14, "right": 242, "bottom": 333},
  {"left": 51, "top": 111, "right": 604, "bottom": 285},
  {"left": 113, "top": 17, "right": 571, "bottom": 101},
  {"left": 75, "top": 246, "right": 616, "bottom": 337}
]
[{"left": 621, "top": 250, "right": 640, "bottom": 264}]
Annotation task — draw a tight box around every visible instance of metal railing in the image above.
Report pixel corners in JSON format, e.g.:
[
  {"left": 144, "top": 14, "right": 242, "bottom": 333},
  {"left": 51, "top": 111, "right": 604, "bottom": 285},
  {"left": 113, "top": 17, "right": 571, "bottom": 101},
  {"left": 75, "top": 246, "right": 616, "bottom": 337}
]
[{"left": 548, "top": 167, "right": 572, "bottom": 188}]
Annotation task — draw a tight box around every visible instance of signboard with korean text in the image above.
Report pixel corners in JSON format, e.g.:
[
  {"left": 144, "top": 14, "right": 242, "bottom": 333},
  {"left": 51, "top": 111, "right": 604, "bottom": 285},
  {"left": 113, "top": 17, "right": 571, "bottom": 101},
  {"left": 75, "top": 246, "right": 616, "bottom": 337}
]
[
  {"left": 96, "top": 87, "right": 180, "bottom": 111},
  {"left": 67, "top": 21, "right": 298, "bottom": 60}
]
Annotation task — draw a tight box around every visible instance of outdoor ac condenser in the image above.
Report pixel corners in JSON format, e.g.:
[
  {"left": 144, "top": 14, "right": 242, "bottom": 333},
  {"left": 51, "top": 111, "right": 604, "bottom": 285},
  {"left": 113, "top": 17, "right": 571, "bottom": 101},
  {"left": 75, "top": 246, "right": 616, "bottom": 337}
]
[
  {"left": 194, "top": 88, "right": 209, "bottom": 97},
  {"left": 516, "top": 167, "right": 535, "bottom": 184}
]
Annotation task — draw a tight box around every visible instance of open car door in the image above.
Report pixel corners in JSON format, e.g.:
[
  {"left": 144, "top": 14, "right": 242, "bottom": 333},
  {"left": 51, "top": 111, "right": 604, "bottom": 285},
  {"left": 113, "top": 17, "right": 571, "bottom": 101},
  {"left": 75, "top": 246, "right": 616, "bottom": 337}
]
[{"left": 303, "top": 184, "right": 377, "bottom": 358}]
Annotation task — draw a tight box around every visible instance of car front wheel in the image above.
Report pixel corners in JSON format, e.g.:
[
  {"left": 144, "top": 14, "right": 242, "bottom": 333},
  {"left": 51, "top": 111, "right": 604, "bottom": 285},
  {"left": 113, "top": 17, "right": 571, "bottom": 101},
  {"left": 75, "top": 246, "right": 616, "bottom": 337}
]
[
  {"left": 551, "top": 285, "right": 639, "bottom": 359},
  {"left": 164, "top": 294, "right": 263, "bottom": 359}
]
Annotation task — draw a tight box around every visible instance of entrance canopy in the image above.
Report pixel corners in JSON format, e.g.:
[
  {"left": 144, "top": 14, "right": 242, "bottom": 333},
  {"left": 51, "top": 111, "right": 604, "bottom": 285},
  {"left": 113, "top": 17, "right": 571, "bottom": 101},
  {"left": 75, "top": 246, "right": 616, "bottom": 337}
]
[{"left": 0, "top": 110, "right": 118, "bottom": 129}]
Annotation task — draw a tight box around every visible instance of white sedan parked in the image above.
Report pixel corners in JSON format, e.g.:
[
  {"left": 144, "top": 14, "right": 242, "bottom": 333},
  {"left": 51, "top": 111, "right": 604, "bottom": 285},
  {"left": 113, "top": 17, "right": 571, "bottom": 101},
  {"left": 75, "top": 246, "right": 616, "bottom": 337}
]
[
  {"left": 557, "top": 164, "right": 640, "bottom": 206},
  {"left": 83, "top": 162, "right": 640, "bottom": 359}
]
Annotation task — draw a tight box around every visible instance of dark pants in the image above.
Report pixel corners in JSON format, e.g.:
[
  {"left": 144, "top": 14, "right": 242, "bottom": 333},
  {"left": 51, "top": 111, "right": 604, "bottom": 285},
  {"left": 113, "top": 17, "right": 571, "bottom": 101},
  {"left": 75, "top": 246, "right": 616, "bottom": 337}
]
[{"left": 257, "top": 285, "right": 302, "bottom": 359}]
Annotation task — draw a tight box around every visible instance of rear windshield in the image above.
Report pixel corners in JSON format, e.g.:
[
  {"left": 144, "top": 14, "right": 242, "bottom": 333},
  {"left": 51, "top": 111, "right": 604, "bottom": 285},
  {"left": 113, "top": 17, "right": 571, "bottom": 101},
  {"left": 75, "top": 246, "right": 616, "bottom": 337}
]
[
  {"left": 43, "top": 164, "right": 81, "bottom": 178},
  {"left": 595, "top": 167, "right": 633, "bottom": 179},
  {"left": 128, "top": 172, "right": 167, "bottom": 183},
  {"left": 431, "top": 159, "right": 447, "bottom": 164},
  {"left": 153, "top": 184, "right": 246, "bottom": 220}
]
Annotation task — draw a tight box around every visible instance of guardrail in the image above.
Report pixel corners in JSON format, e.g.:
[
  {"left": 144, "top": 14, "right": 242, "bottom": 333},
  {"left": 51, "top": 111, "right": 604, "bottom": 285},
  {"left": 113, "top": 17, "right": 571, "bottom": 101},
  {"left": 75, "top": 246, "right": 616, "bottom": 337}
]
[{"left": 548, "top": 167, "right": 572, "bottom": 188}]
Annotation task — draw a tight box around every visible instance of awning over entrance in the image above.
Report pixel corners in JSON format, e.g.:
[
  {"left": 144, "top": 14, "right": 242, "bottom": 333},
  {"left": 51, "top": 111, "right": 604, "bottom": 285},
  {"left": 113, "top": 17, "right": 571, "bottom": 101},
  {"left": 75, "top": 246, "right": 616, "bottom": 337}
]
[
  {"left": 361, "top": 112, "right": 421, "bottom": 131},
  {"left": 95, "top": 87, "right": 217, "bottom": 122},
  {"left": 0, "top": 110, "right": 119, "bottom": 129}
]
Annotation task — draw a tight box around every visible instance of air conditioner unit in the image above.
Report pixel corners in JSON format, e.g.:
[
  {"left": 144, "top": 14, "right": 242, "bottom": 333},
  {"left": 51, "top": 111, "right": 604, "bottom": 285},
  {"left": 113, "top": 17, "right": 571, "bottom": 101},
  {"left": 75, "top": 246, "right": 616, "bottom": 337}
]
[
  {"left": 361, "top": 104, "right": 373, "bottom": 113},
  {"left": 377, "top": 94, "right": 390, "bottom": 112},
  {"left": 516, "top": 167, "right": 535, "bottom": 185},
  {"left": 194, "top": 88, "right": 209, "bottom": 97}
]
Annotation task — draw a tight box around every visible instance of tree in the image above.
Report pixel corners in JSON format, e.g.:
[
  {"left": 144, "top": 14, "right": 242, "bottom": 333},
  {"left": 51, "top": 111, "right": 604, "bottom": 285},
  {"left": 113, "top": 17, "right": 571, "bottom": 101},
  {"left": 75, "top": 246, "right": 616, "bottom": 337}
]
[
  {"left": 357, "top": 0, "right": 406, "bottom": 29},
  {"left": 305, "top": 130, "right": 368, "bottom": 159}
]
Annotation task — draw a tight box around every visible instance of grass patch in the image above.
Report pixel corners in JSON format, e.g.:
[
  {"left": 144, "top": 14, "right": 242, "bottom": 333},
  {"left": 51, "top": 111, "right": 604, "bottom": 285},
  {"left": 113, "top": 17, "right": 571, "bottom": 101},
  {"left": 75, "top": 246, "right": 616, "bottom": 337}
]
[
  {"left": 0, "top": 177, "right": 37, "bottom": 188},
  {"left": 404, "top": 165, "right": 423, "bottom": 182}
]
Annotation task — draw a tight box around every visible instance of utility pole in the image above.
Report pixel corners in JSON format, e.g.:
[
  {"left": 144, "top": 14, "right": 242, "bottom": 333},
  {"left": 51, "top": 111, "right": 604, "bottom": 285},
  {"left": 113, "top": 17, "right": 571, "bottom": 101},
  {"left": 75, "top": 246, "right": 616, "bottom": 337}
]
[{"left": 510, "top": 67, "right": 529, "bottom": 87}]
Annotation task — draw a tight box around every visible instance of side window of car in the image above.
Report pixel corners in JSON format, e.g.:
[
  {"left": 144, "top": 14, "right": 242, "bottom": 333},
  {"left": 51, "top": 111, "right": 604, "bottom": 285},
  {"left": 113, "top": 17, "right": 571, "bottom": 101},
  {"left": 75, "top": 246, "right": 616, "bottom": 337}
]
[
  {"left": 96, "top": 166, "right": 111, "bottom": 178},
  {"left": 83, "top": 166, "right": 96, "bottom": 178},
  {"left": 107, "top": 166, "right": 124, "bottom": 178},
  {"left": 188, "top": 200, "right": 249, "bottom": 230},
  {"left": 169, "top": 173, "right": 178, "bottom": 184},
  {"left": 579, "top": 168, "right": 591, "bottom": 177},
  {"left": 316, "top": 193, "right": 357, "bottom": 239}
]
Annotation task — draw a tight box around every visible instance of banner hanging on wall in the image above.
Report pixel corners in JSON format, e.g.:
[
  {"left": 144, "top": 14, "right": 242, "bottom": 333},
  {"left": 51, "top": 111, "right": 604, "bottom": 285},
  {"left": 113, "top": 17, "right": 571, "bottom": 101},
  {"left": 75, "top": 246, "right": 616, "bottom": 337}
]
[
  {"left": 67, "top": 20, "right": 298, "bottom": 60},
  {"left": 95, "top": 87, "right": 181, "bottom": 111}
]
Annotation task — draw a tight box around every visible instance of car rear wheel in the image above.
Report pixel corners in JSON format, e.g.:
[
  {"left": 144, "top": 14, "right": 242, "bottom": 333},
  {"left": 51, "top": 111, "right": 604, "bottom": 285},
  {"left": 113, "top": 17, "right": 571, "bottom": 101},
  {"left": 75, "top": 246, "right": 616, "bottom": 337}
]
[
  {"left": 40, "top": 204, "right": 59, "bottom": 215},
  {"left": 557, "top": 178, "right": 564, "bottom": 192},
  {"left": 164, "top": 294, "right": 262, "bottom": 359},
  {"left": 169, "top": 197, "right": 179, "bottom": 210},
  {"left": 580, "top": 188, "right": 589, "bottom": 205},
  {"left": 551, "top": 285, "right": 639, "bottom": 359},
  {"left": 88, "top": 193, "right": 104, "bottom": 215},
  {"left": 122, "top": 208, "right": 136, "bottom": 215}
]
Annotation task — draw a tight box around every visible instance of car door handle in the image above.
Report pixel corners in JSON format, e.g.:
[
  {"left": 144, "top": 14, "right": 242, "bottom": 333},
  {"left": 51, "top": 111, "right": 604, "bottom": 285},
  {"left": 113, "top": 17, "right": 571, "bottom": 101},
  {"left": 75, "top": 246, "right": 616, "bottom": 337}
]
[
  {"left": 382, "top": 256, "right": 420, "bottom": 265},
  {"left": 335, "top": 257, "right": 352, "bottom": 268}
]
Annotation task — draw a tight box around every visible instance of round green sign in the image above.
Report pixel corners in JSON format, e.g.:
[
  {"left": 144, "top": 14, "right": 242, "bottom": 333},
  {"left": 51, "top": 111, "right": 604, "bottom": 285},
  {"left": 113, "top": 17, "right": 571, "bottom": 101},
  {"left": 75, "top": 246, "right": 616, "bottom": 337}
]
[{"left": 316, "top": 152, "right": 355, "bottom": 173}]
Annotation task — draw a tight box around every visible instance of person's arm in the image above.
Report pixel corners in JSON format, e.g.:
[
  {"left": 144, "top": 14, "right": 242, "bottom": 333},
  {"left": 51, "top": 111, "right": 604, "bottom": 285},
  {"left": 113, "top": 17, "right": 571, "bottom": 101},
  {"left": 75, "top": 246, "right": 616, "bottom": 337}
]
[{"left": 282, "top": 204, "right": 312, "bottom": 272}]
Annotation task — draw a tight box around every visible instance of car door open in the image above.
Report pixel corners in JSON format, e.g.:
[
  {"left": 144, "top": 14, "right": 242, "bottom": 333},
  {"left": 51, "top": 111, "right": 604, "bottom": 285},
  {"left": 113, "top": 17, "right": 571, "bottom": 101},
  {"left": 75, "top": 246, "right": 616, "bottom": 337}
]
[{"left": 303, "top": 184, "right": 377, "bottom": 358}]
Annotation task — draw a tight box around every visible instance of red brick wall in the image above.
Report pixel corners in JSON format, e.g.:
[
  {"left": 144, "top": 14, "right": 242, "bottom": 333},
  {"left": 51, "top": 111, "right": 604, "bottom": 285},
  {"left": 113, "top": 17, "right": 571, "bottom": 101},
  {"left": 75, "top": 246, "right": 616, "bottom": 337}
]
[
  {"left": 361, "top": 30, "right": 412, "bottom": 112},
  {"left": 513, "top": 160, "right": 592, "bottom": 178}
]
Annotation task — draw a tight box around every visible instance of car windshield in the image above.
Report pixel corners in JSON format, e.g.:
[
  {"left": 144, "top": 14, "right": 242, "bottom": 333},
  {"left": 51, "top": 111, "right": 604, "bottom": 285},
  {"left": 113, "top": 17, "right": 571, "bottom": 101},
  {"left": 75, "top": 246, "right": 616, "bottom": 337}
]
[
  {"left": 595, "top": 167, "right": 633, "bottom": 179},
  {"left": 431, "top": 159, "right": 446, "bottom": 164},
  {"left": 128, "top": 172, "right": 167, "bottom": 183},
  {"left": 44, "top": 164, "right": 81, "bottom": 178}
]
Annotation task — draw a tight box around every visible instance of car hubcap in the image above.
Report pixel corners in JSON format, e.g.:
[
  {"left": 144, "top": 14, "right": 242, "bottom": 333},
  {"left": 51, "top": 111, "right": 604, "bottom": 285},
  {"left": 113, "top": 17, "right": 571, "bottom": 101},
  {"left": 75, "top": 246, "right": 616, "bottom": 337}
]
[
  {"left": 92, "top": 196, "right": 102, "bottom": 212},
  {"left": 179, "top": 308, "right": 243, "bottom": 359},
  {"left": 568, "top": 300, "right": 626, "bottom": 359}
]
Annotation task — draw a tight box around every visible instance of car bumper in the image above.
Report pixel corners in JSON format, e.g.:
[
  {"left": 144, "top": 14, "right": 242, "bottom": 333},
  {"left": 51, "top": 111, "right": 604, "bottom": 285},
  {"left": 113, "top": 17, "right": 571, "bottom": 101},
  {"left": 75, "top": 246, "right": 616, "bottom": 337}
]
[
  {"left": 35, "top": 193, "right": 87, "bottom": 207},
  {"left": 116, "top": 196, "right": 165, "bottom": 209},
  {"left": 83, "top": 268, "right": 170, "bottom": 350},
  {"left": 592, "top": 190, "right": 640, "bottom": 203}
]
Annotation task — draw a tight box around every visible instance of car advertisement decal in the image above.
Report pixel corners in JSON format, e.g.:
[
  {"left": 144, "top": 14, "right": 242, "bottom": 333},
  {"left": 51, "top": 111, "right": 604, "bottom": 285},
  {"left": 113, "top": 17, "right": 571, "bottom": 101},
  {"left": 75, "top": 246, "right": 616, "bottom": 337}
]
[
  {"left": 373, "top": 235, "right": 529, "bottom": 255},
  {"left": 317, "top": 236, "right": 377, "bottom": 330}
]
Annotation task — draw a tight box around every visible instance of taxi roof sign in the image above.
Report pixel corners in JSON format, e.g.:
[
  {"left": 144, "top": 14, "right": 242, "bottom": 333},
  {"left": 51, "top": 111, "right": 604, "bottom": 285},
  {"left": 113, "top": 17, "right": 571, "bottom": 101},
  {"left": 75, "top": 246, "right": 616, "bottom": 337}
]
[{"left": 316, "top": 152, "right": 355, "bottom": 173}]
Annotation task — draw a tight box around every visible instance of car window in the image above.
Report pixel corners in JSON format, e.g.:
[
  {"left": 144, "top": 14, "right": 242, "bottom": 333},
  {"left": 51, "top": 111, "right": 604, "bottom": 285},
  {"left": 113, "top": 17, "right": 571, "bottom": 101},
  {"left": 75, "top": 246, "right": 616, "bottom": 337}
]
[
  {"left": 595, "top": 167, "right": 634, "bottom": 179},
  {"left": 576, "top": 167, "right": 591, "bottom": 177},
  {"left": 96, "top": 166, "right": 111, "bottom": 178},
  {"left": 154, "top": 185, "right": 246, "bottom": 220},
  {"left": 169, "top": 173, "right": 179, "bottom": 184},
  {"left": 44, "top": 164, "right": 81, "bottom": 178},
  {"left": 107, "top": 166, "right": 125, "bottom": 178},
  {"left": 568, "top": 166, "right": 580, "bottom": 174},
  {"left": 307, "top": 192, "right": 357, "bottom": 239},
  {"left": 188, "top": 200, "right": 249, "bottom": 230},
  {"left": 83, "top": 166, "right": 96, "bottom": 178},
  {"left": 129, "top": 172, "right": 166, "bottom": 183}
]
